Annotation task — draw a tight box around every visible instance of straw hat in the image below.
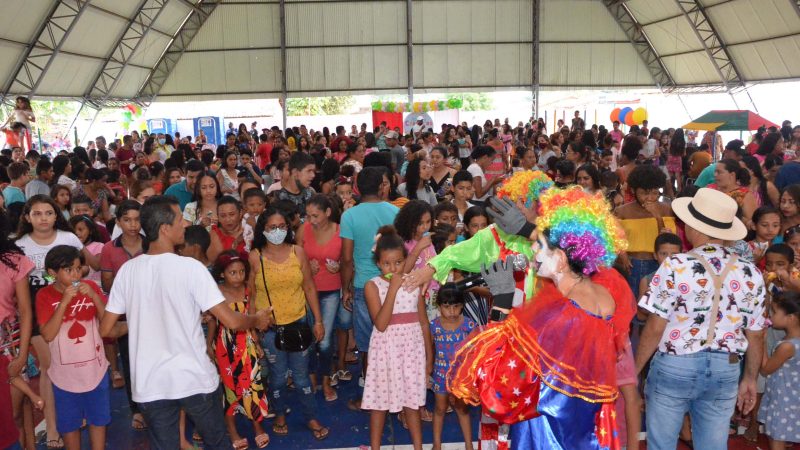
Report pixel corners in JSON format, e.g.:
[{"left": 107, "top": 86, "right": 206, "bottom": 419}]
[{"left": 671, "top": 188, "right": 747, "bottom": 241}]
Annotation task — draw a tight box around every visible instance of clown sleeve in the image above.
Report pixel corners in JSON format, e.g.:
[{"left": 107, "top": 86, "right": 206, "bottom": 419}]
[{"left": 428, "top": 227, "right": 500, "bottom": 284}]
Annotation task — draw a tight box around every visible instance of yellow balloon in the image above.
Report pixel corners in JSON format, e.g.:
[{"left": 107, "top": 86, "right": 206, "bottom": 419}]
[{"left": 632, "top": 107, "right": 647, "bottom": 125}]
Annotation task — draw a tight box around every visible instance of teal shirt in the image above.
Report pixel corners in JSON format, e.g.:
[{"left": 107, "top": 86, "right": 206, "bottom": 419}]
[
  {"left": 340, "top": 201, "right": 399, "bottom": 288},
  {"left": 694, "top": 163, "right": 716, "bottom": 188},
  {"left": 2, "top": 185, "right": 25, "bottom": 206},
  {"left": 164, "top": 180, "right": 193, "bottom": 210}
]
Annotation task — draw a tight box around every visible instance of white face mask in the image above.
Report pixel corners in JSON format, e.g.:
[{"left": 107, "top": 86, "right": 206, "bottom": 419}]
[
  {"left": 534, "top": 234, "right": 563, "bottom": 283},
  {"left": 264, "top": 228, "right": 287, "bottom": 245}
]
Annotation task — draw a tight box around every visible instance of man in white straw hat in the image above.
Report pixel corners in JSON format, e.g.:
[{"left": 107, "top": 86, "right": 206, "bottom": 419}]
[{"left": 635, "top": 188, "right": 766, "bottom": 450}]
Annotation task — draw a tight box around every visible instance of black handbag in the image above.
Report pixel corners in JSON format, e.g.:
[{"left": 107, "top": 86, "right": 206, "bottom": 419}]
[{"left": 258, "top": 249, "right": 313, "bottom": 352}]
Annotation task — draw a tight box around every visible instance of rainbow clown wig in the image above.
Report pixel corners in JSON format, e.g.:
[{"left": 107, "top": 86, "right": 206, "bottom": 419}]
[
  {"left": 495, "top": 170, "right": 553, "bottom": 208},
  {"left": 536, "top": 186, "right": 627, "bottom": 276}
]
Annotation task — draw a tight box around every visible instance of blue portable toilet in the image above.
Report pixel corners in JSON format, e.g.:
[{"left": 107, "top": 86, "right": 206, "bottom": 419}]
[
  {"left": 193, "top": 116, "right": 225, "bottom": 146},
  {"left": 146, "top": 118, "right": 177, "bottom": 136}
]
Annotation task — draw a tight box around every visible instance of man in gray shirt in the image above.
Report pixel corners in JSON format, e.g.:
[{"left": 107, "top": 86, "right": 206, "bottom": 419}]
[
  {"left": 384, "top": 131, "right": 405, "bottom": 174},
  {"left": 25, "top": 159, "right": 53, "bottom": 199}
]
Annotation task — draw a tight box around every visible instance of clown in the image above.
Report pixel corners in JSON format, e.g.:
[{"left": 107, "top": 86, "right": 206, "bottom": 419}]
[
  {"left": 403, "top": 170, "right": 553, "bottom": 302},
  {"left": 447, "top": 186, "right": 634, "bottom": 450},
  {"left": 402, "top": 170, "right": 552, "bottom": 449}
]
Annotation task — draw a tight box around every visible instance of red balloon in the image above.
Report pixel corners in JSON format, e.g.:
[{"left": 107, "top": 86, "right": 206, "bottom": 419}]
[
  {"left": 610, "top": 108, "right": 621, "bottom": 123},
  {"left": 624, "top": 111, "right": 636, "bottom": 126}
]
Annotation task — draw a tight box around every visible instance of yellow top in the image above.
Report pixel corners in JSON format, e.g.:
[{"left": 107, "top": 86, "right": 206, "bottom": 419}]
[
  {"left": 619, "top": 216, "right": 677, "bottom": 253},
  {"left": 254, "top": 246, "right": 307, "bottom": 325}
]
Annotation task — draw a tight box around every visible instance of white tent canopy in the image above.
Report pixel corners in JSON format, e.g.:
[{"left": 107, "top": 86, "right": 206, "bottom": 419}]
[{"left": 0, "top": 0, "right": 798, "bottom": 107}]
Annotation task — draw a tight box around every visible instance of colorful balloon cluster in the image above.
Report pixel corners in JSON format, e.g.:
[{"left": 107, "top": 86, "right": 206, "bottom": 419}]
[
  {"left": 609, "top": 107, "right": 647, "bottom": 126},
  {"left": 120, "top": 103, "right": 144, "bottom": 130},
  {"left": 371, "top": 98, "right": 463, "bottom": 113}
]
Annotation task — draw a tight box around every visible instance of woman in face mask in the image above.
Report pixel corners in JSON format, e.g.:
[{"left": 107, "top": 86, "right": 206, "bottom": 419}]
[{"left": 247, "top": 207, "right": 329, "bottom": 441}]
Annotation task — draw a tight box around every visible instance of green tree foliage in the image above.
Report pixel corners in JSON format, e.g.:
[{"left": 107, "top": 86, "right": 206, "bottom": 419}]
[
  {"left": 445, "top": 93, "right": 493, "bottom": 112},
  {"left": 286, "top": 96, "right": 355, "bottom": 116}
]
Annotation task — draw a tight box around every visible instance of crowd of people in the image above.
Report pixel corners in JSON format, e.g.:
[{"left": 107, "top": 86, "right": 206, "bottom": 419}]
[{"left": 0, "top": 105, "right": 799, "bottom": 450}]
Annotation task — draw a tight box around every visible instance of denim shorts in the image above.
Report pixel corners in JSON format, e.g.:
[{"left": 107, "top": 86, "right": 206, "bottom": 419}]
[
  {"left": 353, "top": 287, "right": 373, "bottom": 352},
  {"left": 52, "top": 373, "right": 111, "bottom": 434}
]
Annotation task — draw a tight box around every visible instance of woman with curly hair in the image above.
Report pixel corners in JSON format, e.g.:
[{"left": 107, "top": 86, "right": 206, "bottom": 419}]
[{"left": 614, "top": 164, "right": 677, "bottom": 298}]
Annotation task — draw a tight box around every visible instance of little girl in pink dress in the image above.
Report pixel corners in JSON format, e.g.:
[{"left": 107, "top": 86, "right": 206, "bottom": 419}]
[{"left": 361, "top": 226, "right": 432, "bottom": 450}]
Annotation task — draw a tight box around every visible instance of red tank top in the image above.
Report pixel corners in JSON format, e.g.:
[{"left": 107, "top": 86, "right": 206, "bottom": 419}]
[
  {"left": 302, "top": 221, "right": 342, "bottom": 291},
  {"left": 212, "top": 225, "right": 246, "bottom": 255}
]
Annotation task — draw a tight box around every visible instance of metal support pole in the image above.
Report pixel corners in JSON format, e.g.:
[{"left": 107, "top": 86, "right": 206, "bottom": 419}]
[
  {"left": 531, "top": 0, "right": 540, "bottom": 119},
  {"left": 64, "top": 99, "right": 88, "bottom": 140},
  {"left": 80, "top": 107, "right": 103, "bottom": 146},
  {"left": 279, "top": 0, "right": 288, "bottom": 131},
  {"left": 406, "top": 0, "right": 413, "bottom": 104}
]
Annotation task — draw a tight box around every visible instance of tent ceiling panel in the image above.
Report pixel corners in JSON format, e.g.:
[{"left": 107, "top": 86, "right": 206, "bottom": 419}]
[
  {"left": 158, "top": 49, "right": 282, "bottom": 96},
  {"left": 287, "top": 46, "right": 406, "bottom": 93},
  {"left": 642, "top": 16, "right": 704, "bottom": 57},
  {"left": 0, "top": 42, "right": 25, "bottom": 88},
  {"left": 152, "top": 0, "right": 194, "bottom": 37},
  {"left": 60, "top": 7, "right": 128, "bottom": 58},
  {"left": 414, "top": 0, "right": 532, "bottom": 44},
  {"left": 128, "top": 32, "right": 173, "bottom": 69},
  {"left": 539, "top": 43, "right": 654, "bottom": 87},
  {"left": 88, "top": 0, "right": 144, "bottom": 18},
  {"left": 287, "top": 2, "right": 405, "bottom": 47},
  {"left": 36, "top": 54, "right": 103, "bottom": 97},
  {"left": 541, "top": 0, "right": 627, "bottom": 41},
  {"left": 109, "top": 66, "right": 153, "bottom": 99},
  {"left": 622, "top": 0, "right": 682, "bottom": 25},
  {"left": 414, "top": 43, "right": 530, "bottom": 89},
  {"left": 0, "top": 0, "right": 54, "bottom": 44},
  {"left": 661, "top": 49, "right": 722, "bottom": 85},
  {"left": 728, "top": 35, "right": 800, "bottom": 81},
  {"left": 706, "top": 0, "right": 800, "bottom": 44},
  {"left": 188, "top": 3, "right": 280, "bottom": 50}
]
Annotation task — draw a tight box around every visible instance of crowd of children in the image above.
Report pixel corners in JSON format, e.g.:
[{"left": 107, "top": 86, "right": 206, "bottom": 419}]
[{"left": 1, "top": 114, "right": 800, "bottom": 450}]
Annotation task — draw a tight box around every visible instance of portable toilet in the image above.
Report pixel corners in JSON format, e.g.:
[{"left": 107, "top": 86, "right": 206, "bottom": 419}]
[
  {"left": 193, "top": 116, "right": 225, "bottom": 146},
  {"left": 146, "top": 118, "right": 177, "bottom": 136}
]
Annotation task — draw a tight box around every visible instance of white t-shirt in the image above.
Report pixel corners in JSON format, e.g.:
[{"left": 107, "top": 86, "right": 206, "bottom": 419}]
[
  {"left": 643, "top": 139, "right": 658, "bottom": 159},
  {"left": 106, "top": 253, "right": 224, "bottom": 403},
  {"left": 467, "top": 163, "right": 490, "bottom": 201},
  {"left": 16, "top": 230, "right": 83, "bottom": 288}
]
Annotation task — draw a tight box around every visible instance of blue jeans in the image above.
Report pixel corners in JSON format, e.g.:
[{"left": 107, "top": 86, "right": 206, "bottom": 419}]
[
  {"left": 312, "top": 290, "right": 346, "bottom": 377},
  {"left": 626, "top": 258, "right": 659, "bottom": 299},
  {"left": 645, "top": 351, "right": 740, "bottom": 450},
  {"left": 353, "top": 287, "right": 373, "bottom": 352},
  {"left": 261, "top": 329, "right": 318, "bottom": 422},
  {"left": 138, "top": 387, "right": 229, "bottom": 450}
]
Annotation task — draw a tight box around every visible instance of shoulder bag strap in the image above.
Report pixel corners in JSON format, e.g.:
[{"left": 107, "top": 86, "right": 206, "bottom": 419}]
[
  {"left": 689, "top": 251, "right": 739, "bottom": 346},
  {"left": 257, "top": 249, "right": 277, "bottom": 325}
]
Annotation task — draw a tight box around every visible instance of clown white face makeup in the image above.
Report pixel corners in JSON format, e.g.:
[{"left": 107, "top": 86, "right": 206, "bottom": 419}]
[{"left": 532, "top": 233, "right": 564, "bottom": 284}]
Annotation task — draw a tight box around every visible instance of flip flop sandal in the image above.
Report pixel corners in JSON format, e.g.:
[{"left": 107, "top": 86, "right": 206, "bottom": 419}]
[
  {"left": 420, "top": 407, "right": 433, "bottom": 422},
  {"left": 111, "top": 371, "right": 125, "bottom": 388},
  {"left": 272, "top": 423, "right": 288, "bottom": 436},
  {"left": 46, "top": 438, "right": 64, "bottom": 449},
  {"left": 324, "top": 389, "right": 338, "bottom": 402},
  {"left": 309, "top": 425, "right": 329, "bottom": 441},
  {"left": 254, "top": 433, "right": 270, "bottom": 448},
  {"left": 131, "top": 414, "right": 147, "bottom": 431},
  {"left": 192, "top": 431, "right": 203, "bottom": 442},
  {"left": 232, "top": 438, "right": 248, "bottom": 450},
  {"left": 336, "top": 369, "right": 353, "bottom": 381}
]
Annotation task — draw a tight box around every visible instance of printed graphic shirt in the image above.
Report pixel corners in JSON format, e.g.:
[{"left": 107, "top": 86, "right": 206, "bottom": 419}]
[
  {"left": 36, "top": 281, "right": 108, "bottom": 393},
  {"left": 639, "top": 244, "right": 766, "bottom": 355}
]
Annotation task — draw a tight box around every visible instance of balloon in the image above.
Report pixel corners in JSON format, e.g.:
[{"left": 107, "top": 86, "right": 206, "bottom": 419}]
[
  {"left": 610, "top": 108, "right": 621, "bottom": 123},
  {"left": 396, "top": 103, "right": 405, "bottom": 113},
  {"left": 123, "top": 111, "right": 132, "bottom": 120},
  {"left": 386, "top": 102, "right": 396, "bottom": 112},
  {"left": 371, "top": 101, "right": 381, "bottom": 110},
  {"left": 618, "top": 107, "right": 633, "bottom": 125},
  {"left": 429, "top": 100, "right": 437, "bottom": 111},
  {"left": 632, "top": 107, "right": 647, "bottom": 125},
  {"left": 624, "top": 111, "right": 636, "bottom": 126},
  {"left": 437, "top": 101, "right": 446, "bottom": 110}
]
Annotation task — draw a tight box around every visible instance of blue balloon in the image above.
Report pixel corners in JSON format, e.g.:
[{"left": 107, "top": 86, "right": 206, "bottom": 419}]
[{"left": 619, "top": 107, "right": 633, "bottom": 125}]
